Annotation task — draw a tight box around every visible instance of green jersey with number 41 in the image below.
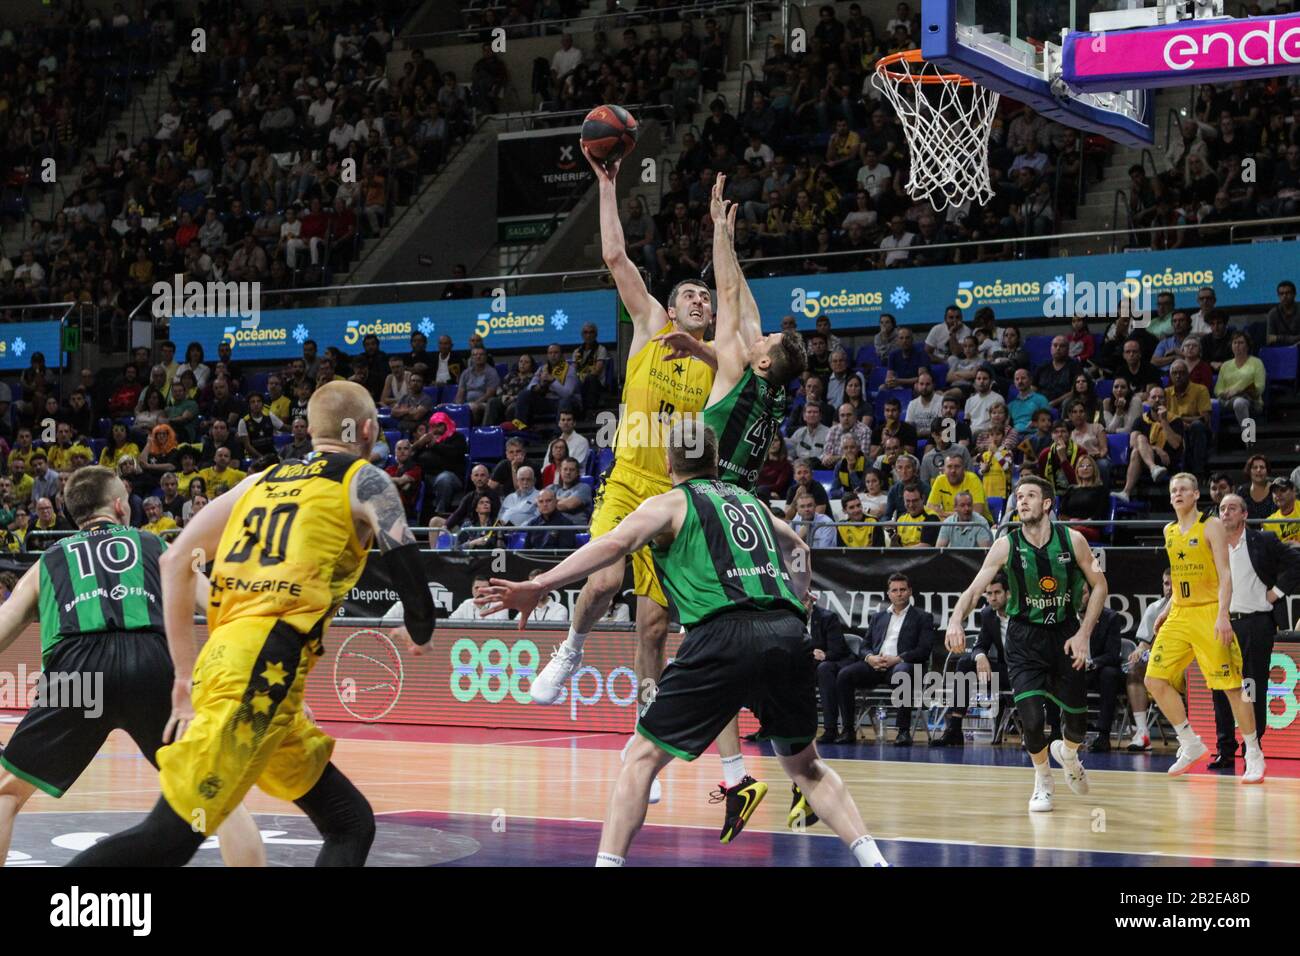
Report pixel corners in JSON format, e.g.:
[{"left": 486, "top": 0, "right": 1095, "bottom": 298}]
[
  {"left": 703, "top": 368, "right": 788, "bottom": 492},
  {"left": 650, "top": 478, "right": 806, "bottom": 628}
]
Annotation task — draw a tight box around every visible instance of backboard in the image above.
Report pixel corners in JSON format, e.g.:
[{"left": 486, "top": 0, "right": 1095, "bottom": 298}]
[{"left": 921, "top": 0, "right": 1154, "bottom": 145}]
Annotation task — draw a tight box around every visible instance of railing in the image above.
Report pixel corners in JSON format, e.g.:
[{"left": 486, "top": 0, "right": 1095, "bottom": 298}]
[
  {"left": 1139, "top": 147, "right": 1158, "bottom": 183},
  {"left": 1110, "top": 188, "right": 1129, "bottom": 251},
  {"left": 1163, "top": 107, "right": 1185, "bottom": 158}
]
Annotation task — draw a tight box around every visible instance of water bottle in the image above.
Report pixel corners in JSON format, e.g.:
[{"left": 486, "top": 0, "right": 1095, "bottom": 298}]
[{"left": 871, "top": 706, "right": 885, "bottom": 740}]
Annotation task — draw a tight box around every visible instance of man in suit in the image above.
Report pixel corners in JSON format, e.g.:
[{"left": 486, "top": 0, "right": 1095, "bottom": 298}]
[
  {"left": 812, "top": 593, "right": 858, "bottom": 744},
  {"left": 932, "top": 571, "right": 1012, "bottom": 746},
  {"left": 1212, "top": 494, "right": 1300, "bottom": 771},
  {"left": 522, "top": 487, "right": 576, "bottom": 550},
  {"left": 1084, "top": 584, "right": 1126, "bottom": 753},
  {"left": 824, "top": 573, "right": 936, "bottom": 746}
]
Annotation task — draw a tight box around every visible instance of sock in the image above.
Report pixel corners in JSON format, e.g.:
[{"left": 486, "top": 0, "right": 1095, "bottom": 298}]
[
  {"left": 595, "top": 852, "right": 625, "bottom": 867},
  {"left": 564, "top": 627, "right": 588, "bottom": 654},
  {"left": 849, "top": 835, "right": 888, "bottom": 867},
  {"left": 1242, "top": 731, "right": 1261, "bottom": 756},
  {"left": 1132, "top": 710, "right": 1149, "bottom": 736},
  {"left": 1061, "top": 739, "right": 1081, "bottom": 761},
  {"left": 720, "top": 753, "right": 747, "bottom": 788},
  {"left": 1034, "top": 761, "right": 1052, "bottom": 779},
  {"left": 1174, "top": 720, "right": 1198, "bottom": 744}
]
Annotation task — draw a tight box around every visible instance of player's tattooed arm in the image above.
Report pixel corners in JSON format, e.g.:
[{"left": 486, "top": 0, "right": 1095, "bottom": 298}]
[{"left": 353, "top": 462, "right": 416, "bottom": 552}]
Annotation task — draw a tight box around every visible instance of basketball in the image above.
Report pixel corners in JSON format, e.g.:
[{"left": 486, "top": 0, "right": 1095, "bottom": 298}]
[{"left": 581, "top": 104, "right": 638, "bottom": 166}]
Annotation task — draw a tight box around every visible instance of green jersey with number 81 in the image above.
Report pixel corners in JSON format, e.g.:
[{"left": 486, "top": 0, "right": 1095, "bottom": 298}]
[{"left": 650, "top": 477, "right": 806, "bottom": 628}]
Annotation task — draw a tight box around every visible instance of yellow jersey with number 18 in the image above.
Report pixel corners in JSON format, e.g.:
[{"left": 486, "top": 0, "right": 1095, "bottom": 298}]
[
  {"left": 1164, "top": 516, "right": 1218, "bottom": 607},
  {"left": 207, "top": 451, "right": 370, "bottom": 636},
  {"left": 612, "top": 322, "right": 714, "bottom": 481}
]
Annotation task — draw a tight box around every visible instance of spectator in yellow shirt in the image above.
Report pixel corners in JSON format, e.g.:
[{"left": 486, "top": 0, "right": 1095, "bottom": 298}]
[
  {"left": 98, "top": 422, "right": 141, "bottom": 470},
  {"left": 8, "top": 458, "right": 34, "bottom": 506},
  {"left": 837, "top": 492, "right": 879, "bottom": 547},
  {"left": 5, "top": 426, "right": 37, "bottom": 473},
  {"left": 1165, "top": 359, "right": 1212, "bottom": 476},
  {"left": 926, "top": 452, "right": 991, "bottom": 521},
  {"left": 198, "top": 447, "right": 247, "bottom": 498},
  {"left": 46, "top": 423, "right": 92, "bottom": 473},
  {"left": 265, "top": 373, "right": 292, "bottom": 422},
  {"left": 141, "top": 496, "right": 179, "bottom": 537},
  {"left": 1267, "top": 477, "right": 1300, "bottom": 545}
]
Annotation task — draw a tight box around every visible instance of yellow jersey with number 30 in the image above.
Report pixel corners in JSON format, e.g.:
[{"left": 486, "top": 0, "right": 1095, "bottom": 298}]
[
  {"left": 208, "top": 451, "right": 370, "bottom": 635},
  {"left": 613, "top": 322, "right": 714, "bottom": 480},
  {"left": 1164, "top": 516, "right": 1218, "bottom": 607}
]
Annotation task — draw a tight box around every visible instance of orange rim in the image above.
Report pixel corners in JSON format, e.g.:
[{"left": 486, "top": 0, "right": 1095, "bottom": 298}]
[{"left": 876, "top": 49, "right": 974, "bottom": 87}]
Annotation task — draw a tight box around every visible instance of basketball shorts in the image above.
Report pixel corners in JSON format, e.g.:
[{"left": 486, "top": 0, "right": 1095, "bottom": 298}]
[
  {"left": 0, "top": 631, "right": 172, "bottom": 797},
  {"left": 637, "top": 609, "right": 816, "bottom": 760},
  {"left": 1004, "top": 618, "right": 1088, "bottom": 715},
  {"left": 1146, "top": 602, "right": 1243, "bottom": 690},
  {"left": 157, "top": 617, "right": 334, "bottom": 835},
  {"left": 589, "top": 462, "right": 668, "bottom": 607}
]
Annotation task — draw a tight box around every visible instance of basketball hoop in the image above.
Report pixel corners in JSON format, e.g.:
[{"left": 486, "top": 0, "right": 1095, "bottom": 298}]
[{"left": 872, "top": 50, "right": 1000, "bottom": 211}]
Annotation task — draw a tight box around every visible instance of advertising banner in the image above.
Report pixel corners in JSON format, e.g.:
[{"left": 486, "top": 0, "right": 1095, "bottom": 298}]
[
  {"left": 497, "top": 125, "right": 592, "bottom": 220},
  {"left": 167, "top": 289, "right": 617, "bottom": 360},
  {"left": 0, "top": 320, "right": 63, "bottom": 370},
  {"left": 750, "top": 243, "right": 1285, "bottom": 332}
]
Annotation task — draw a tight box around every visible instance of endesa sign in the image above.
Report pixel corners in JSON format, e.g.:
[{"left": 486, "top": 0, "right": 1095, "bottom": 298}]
[{"left": 1064, "top": 12, "right": 1300, "bottom": 90}]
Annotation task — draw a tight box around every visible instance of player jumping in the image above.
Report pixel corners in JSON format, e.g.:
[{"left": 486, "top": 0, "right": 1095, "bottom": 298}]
[
  {"left": 945, "top": 476, "right": 1108, "bottom": 812},
  {"left": 70, "top": 382, "right": 436, "bottom": 865},
  {"left": 526, "top": 144, "right": 716, "bottom": 807},
  {"left": 482, "top": 420, "right": 889, "bottom": 867},
  {"left": 1145, "top": 473, "right": 1265, "bottom": 783}
]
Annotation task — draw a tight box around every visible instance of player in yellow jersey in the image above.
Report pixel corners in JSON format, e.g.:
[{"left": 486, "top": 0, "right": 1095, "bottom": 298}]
[
  {"left": 1145, "top": 473, "right": 1265, "bottom": 783},
  {"left": 527, "top": 144, "right": 715, "bottom": 804},
  {"left": 71, "top": 382, "right": 437, "bottom": 865}
]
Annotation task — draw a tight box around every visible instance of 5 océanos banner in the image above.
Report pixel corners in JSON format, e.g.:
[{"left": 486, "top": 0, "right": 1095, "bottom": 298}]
[{"left": 169, "top": 290, "right": 618, "bottom": 359}]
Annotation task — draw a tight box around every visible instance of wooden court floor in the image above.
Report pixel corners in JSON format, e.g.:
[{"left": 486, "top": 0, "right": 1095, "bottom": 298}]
[{"left": 3, "top": 720, "right": 1296, "bottom": 866}]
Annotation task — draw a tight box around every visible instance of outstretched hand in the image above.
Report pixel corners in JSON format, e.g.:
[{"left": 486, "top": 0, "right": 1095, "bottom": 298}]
[
  {"left": 652, "top": 329, "right": 710, "bottom": 361},
  {"left": 709, "top": 173, "right": 728, "bottom": 222},
  {"left": 582, "top": 142, "right": 620, "bottom": 182},
  {"left": 478, "top": 578, "right": 544, "bottom": 631}
]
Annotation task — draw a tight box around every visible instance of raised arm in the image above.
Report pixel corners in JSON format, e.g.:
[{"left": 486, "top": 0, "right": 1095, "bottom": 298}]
[
  {"left": 708, "top": 177, "right": 747, "bottom": 391},
  {"left": 583, "top": 145, "right": 666, "bottom": 352},
  {"left": 944, "top": 535, "right": 1011, "bottom": 651},
  {"left": 350, "top": 462, "right": 435, "bottom": 649}
]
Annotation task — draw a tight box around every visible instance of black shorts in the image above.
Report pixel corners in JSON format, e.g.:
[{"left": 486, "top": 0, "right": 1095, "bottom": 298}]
[
  {"left": 637, "top": 609, "right": 816, "bottom": 760},
  {"left": 0, "top": 631, "right": 173, "bottom": 797},
  {"left": 1004, "top": 618, "right": 1087, "bottom": 715}
]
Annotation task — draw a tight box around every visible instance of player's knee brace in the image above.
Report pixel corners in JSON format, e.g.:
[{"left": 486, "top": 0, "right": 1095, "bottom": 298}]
[
  {"left": 1063, "top": 708, "right": 1087, "bottom": 744},
  {"left": 70, "top": 796, "right": 204, "bottom": 866},
  {"left": 294, "top": 763, "right": 375, "bottom": 867},
  {"left": 1017, "top": 699, "right": 1047, "bottom": 754}
]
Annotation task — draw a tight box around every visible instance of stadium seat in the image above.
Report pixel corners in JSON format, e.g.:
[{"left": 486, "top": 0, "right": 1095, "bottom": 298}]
[
  {"left": 1025, "top": 335, "right": 1053, "bottom": 367},
  {"left": 929, "top": 364, "right": 948, "bottom": 388},
  {"left": 867, "top": 366, "right": 888, "bottom": 390},
  {"left": 434, "top": 531, "right": 455, "bottom": 550},
  {"left": 438, "top": 404, "right": 471, "bottom": 429},
  {"left": 422, "top": 386, "right": 439, "bottom": 402},
  {"left": 873, "top": 388, "right": 911, "bottom": 425},
  {"left": 506, "top": 531, "right": 527, "bottom": 549},
  {"left": 579, "top": 475, "right": 595, "bottom": 488},
  {"left": 1260, "top": 346, "right": 1298, "bottom": 391},
  {"left": 377, "top": 415, "right": 395, "bottom": 430},
  {"left": 854, "top": 345, "right": 876, "bottom": 370},
  {"left": 596, "top": 446, "right": 614, "bottom": 474},
  {"left": 1210, "top": 399, "right": 1220, "bottom": 432},
  {"left": 915, "top": 439, "right": 927, "bottom": 458},
  {"left": 575, "top": 532, "right": 591, "bottom": 546},
  {"left": 273, "top": 433, "right": 292, "bottom": 449},
  {"left": 1106, "top": 432, "right": 1130, "bottom": 465},
  {"left": 1095, "top": 378, "right": 1113, "bottom": 400},
  {"left": 245, "top": 371, "right": 270, "bottom": 395},
  {"left": 96, "top": 417, "right": 112, "bottom": 438},
  {"left": 469, "top": 426, "right": 505, "bottom": 460},
  {"left": 496, "top": 363, "right": 508, "bottom": 379},
  {"left": 987, "top": 496, "right": 1005, "bottom": 522},
  {"left": 384, "top": 430, "right": 399, "bottom": 449},
  {"left": 812, "top": 469, "right": 835, "bottom": 499},
  {"left": 88, "top": 439, "right": 106, "bottom": 461}
]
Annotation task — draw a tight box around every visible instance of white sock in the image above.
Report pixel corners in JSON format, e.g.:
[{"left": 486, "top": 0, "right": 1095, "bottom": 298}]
[
  {"left": 721, "top": 753, "right": 747, "bottom": 788},
  {"left": 849, "top": 835, "right": 888, "bottom": 867},
  {"left": 1034, "top": 761, "right": 1052, "bottom": 779},
  {"left": 1061, "top": 739, "right": 1081, "bottom": 762},
  {"left": 1242, "top": 731, "right": 1261, "bottom": 756},
  {"left": 564, "top": 627, "right": 588, "bottom": 653},
  {"left": 1174, "top": 720, "right": 1198, "bottom": 745},
  {"left": 595, "top": 852, "right": 625, "bottom": 867},
  {"left": 1133, "top": 710, "right": 1149, "bottom": 736}
]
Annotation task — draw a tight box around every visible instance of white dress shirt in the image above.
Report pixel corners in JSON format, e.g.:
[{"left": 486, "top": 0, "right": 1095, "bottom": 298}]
[
  {"left": 1228, "top": 533, "right": 1283, "bottom": 614},
  {"left": 880, "top": 604, "right": 909, "bottom": 658}
]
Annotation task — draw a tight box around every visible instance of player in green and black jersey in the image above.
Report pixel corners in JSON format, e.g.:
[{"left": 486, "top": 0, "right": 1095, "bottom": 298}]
[
  {"left": 650, "top": 176, "right": 810, "bottom": 838},
  {"left": 0, "top": 466, "right": 262, "bottom": 867},
  {"left": 481, "top": 420, "right": 889, "bottom": 867},
  {"left": 944, "top": 475, "right": 1109, "bottom": 815}
]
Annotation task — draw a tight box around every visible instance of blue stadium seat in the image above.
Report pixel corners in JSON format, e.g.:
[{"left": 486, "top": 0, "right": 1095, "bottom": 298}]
[
  {"left": 469, "top": 426, "right": 505, "bottom": 460},
  {"left": 384, "top": 430, "right": 400, "bottom": 449},
  {"left": 915, "top": 439, "right": 927, "bottom": 458},
  {"left": 88, "top": 438, "right": 106, "bottom": 461},
  {"left": 422, "top": 386, "right": 440, "bottom": 402},
  {"left": 579, "top": 475, "right": 595, "bottom": 489},
  {"left": 1025, "top": 335, "right": 1053, "bottom": 367},
  {"left": 867, "top": 366, "right": 888, "bottom": 390},
  {"left": 1106, "top": 432, "right": 1130, "bottom": 465},
  {"left": 246, "top": 371, "right": 270, "bottom": 395},
  {"left": 438, "top": 404, "right": 471, "bottom": 429},
  {"left": 575, "top": 532, "right": 591, "bottom": 546},
  {"left": 929, "top": 364, "right": 948, "bottom": 388},
  {"left": 496, "top": 363, "right": 508, "bottom": 379},
  {"left": 854, "top": 345, "right": 876, "bottom": 370},
  {"left": 1260, "top": 346, "right": 1298, "bottom": 391},
  {"left": 377, "top": 415, "right": 395, "bottom": 430},
  {"left": 96, "top": 417, "right": 112, "bottom": 438},
  {"left": 506, "top": 531, "right": 527, "bottom": 549},
  {"left": 1095, "top": 378, "right": 1113, "bottom": 400},
  {"left": 811, "top": 469, "right": 835, "bottom": 499},
  {"left": 873, "top": 388, "right": 911, "bottom": 425},
  {"left": 987, "top": 496, "right": 1005, "bottom": 522},
  {"left": 596, "top": 446, "right": 614, "bottom": 474},
  {"left": 273, "top": 433, "right": 292, "bottom": 448},
  {"left": 435, "top": 531, "right": 455, "bottom": 550}
]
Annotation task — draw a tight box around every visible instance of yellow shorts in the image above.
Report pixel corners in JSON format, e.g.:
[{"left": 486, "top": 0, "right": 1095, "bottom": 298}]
[
  {"left": 157, "top": 617, "right": 335, "bottom": 835},
  {"left": 1146, "top": 602, "right": 1244, "bottom": 690},
  {"left": 590, "top": 464, "right": 669, "bottom": 607}
]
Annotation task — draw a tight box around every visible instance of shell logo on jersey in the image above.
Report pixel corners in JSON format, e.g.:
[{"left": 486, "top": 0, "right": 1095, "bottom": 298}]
[{"left": 1039, "top": 576, "right": 1059, "bottom": 593}]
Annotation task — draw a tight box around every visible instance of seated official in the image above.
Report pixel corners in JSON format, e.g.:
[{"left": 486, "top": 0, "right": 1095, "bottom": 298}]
[
  {"left": 820, "top": 573, "right": 936, "bottom": 746},
  {"left": 932, "top": 571, "right": 1012, "bottom": 746},
  {"left": 1084, "top": 583, "right": 1125, "bottom": 753},
  {"left": 809, "top": 594, "right": 858, "bottom": 743}
]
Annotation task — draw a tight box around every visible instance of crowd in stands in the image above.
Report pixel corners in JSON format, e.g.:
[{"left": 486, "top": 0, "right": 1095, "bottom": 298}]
[{"left": 0, "top": 0, "right": 467, "bottom": 340}]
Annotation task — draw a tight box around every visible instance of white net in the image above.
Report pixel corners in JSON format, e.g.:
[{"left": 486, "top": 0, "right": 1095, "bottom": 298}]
[{"left": 872, "top": 53, "right": 1000, "bottom": 211}]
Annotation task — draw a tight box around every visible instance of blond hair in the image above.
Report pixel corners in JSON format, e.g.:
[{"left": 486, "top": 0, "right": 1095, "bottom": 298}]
[
  {"left": 1170, "top": 471, "right": 1199, "bottom": 492},
  {"left": 307, "top": 381, "right": 377, "bottom": 448}
]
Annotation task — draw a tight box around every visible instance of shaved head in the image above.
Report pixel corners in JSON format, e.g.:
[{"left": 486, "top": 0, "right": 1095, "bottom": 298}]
[{"left": 307, "top": 381, "right": 377, "bottom": 456}]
